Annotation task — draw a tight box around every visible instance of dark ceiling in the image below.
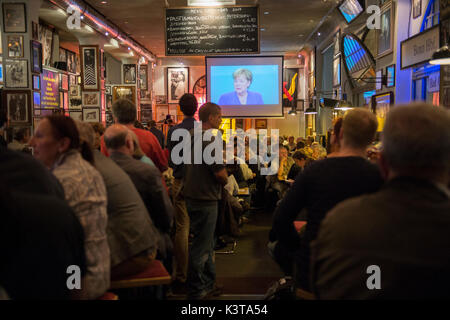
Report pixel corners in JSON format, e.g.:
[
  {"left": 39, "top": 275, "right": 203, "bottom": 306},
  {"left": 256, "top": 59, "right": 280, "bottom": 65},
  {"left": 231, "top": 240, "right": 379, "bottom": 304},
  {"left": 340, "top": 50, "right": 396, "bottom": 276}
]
[{"left": 84, "top": 0, "right": 344, "bottom": 57}]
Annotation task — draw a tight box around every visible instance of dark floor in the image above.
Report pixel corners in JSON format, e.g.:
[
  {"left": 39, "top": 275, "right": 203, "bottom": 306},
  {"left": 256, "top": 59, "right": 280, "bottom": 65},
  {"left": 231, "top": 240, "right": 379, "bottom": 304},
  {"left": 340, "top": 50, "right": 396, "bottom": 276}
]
[{"left": 169, "top": 209, "right": 284, "bottom": 300}]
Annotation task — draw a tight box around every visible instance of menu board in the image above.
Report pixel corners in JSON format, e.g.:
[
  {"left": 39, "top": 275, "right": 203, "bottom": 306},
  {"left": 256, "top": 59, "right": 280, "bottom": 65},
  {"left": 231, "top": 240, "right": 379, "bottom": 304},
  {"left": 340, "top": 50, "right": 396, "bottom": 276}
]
[
  {"left": 42, "top": 69, "right": 60, "bottom": 109},
  {"left": 166, "top": 6, "right": 259, "bottom": 55}
]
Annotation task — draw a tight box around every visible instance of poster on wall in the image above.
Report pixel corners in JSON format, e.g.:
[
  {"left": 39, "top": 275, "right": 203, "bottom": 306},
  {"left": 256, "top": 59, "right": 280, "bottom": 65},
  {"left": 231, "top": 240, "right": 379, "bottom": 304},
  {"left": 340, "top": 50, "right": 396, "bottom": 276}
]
[
  {"left": 167, "top": 67, "right": 189, "bottom": 103},
  {"left": 123, "top": 64, "right": 136, "bottom": 84},
  {"left": 4, "top": 59, "right": 28, "bottom": 88},
  {"left": 377, "top": 2, "right": 394, "bottom": 57},
  {"left": 113, "top": 86, "right": 136, "bottom": 105},
  {"left": 139, "top": 65, "right": 148, "bottom": 90},
  {"left": 41, "top": 69, "right": 60, "bottom": 108},
  {"left": 80, "top": 45, "right": 100, "bottom": 91},
  {"left": 282, "top": 68, "right": 298, "bottom": 108},
  {"left": 3, "top": 90, "right": 31, "bottom": 126},
  {"left": 39, "top": 24, "right": 54, "bottom": 67},
  {"left": 2, "top": 3, "right": 27, "bottom": 33}
]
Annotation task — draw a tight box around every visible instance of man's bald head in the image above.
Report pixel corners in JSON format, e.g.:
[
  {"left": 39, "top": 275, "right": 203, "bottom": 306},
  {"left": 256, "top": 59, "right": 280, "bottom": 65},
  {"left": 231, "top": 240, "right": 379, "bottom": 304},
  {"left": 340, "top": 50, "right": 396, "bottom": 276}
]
[{"left": 104, "top": 124, "right": 133, "bottom": 153}]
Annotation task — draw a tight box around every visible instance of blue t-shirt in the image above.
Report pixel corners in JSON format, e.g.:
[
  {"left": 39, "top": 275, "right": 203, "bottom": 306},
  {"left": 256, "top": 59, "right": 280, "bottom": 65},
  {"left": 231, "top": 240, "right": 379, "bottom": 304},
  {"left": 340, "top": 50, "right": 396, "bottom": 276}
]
[{"left": 218, "top": 91, "right": 264, "bottom": 105}]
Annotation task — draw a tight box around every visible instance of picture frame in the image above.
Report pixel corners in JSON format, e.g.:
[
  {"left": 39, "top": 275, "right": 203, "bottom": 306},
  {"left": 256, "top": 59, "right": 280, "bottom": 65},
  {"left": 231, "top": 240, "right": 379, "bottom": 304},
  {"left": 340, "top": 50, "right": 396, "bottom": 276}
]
[
  {"left": 66, "top": 50, "right": 77, "bottom": 74},
  {"left": 0, "top": 63, "right": 3, "bottom": 84},
  {"left": 32, "top": 21, "right": 39, "bottom": 40},
  {"left": 377, "top": 2, "right": 394, "bottom": 58},
  {"left": 112, "top": 85, "right": 136, "bottom": 105},
  {"left": 82, "top": 92, "right": 100, "bottom": 107},
  {"left": 140, "top": 90, "right": 151, "bottom": 101},
  {"left": 139, "top": 65, "right": 148, "bottom": 90},
  {"left": 33, "top": 91, "right": 41, "bottom": 109},
  {"left": 30, "top": 40, "right": 43, "bottom": 74},
  {"left": 413, "top": 0, "right": 422, "bottom": 19},
  {"left": 4, "top": 59, "right": 28, "bottom": 88},
  {"left": 80, "top": 45, "right": 100, "bottom": 91},
  {"left": 2, "top": 3, "right": 27, "bottom": 33},
  {"left": 82, "top": 107, "right": 100, "bottom": 122},
  {"left": 255, "top": 119, "right": 267, "bottom": 129},
  {"left": 32, "top": 75, "right": 40, "bottom": 90},
  {"left": 105, "top": 112, "right": 113, "bottom": 127},
  {"left": 123, "top": 64, "right": 137, "bottom": 84},
  {"left": 69, "top": 110, "right": 83, "bottom": 122},
  {"left": 69, "top": 96, "right": 82, "bottom": 110},
  {"left": 69, "top": 85, "right": 81, "bottom": 97},
  {"left": 60, "top": 73, "right": 69, "bottom": 91},
  {"left": 167, "top": 67, "right": 189, "bottom": 104},
  {"left": 106, "top": 94, "right": 112, "bottom": 111},
  {"left": 376, "top": 69, "right": 383, "bottom": 90},
  {"left": 386, "top": 64, "right": 395, "bottom": 88},
  {"left": 105, "top": 85, "right": 111, "bottom": 95},
  {"left": 156, "top": 95, "right": 167, "bottom": 104},
  {"left": 39, "top": 24, "right": 54, "bottom": 67},
  {"left": 69, "top": 75, "right": 76, "bottom": 86},
  {"left": 4, "top": 90, "right": 31, "bottom": 126},
  {"left": 59, "top": 48, "right": 67, "bottom": 64},
  {"left": 63, "top": 92, "right": 69, "bottom": 109},
  {"left": 7, "top": 35, "right": 24, "bottom": 58}
]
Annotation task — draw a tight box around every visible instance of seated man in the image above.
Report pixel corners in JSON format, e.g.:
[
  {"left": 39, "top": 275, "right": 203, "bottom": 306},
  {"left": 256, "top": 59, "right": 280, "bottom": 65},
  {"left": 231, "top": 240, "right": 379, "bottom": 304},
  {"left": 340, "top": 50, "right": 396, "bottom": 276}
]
[
  {"left": 311, "top": 104, "right": 450, "bottom": 299},
  {"left": 76, "top": 121, "right": 159, "bottom": 279},
  {"left": 269, "top": 145, "right": 295, "bottom": 199},
  {"left": 287, "top": 151, "right": 308, "bottom": 181},
  {"left": 104, "top": 124, "right": 175, "bottom": 272}
]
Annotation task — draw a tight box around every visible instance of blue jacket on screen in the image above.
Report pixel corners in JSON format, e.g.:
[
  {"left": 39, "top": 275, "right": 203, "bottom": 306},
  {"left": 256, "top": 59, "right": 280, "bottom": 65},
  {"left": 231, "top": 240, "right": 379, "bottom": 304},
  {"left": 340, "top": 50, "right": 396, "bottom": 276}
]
[{"left": 218, "top": 90, "right": 264, "bottom": 106}]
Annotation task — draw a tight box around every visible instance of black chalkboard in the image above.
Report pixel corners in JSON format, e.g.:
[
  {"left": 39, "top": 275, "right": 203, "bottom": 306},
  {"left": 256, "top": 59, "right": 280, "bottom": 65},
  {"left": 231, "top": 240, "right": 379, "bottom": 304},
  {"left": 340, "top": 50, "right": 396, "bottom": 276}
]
[{"left": 165, "top": 6, "right": 259, "bottom": 56}]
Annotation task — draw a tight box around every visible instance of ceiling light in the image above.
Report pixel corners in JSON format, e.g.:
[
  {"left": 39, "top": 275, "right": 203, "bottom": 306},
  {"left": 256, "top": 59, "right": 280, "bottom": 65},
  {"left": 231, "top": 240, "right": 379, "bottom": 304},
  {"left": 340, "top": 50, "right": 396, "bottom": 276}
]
[
  {"left": 318, "top": 32, "right": 321, "bottom": 36},
  {"left": 429, "top": 46, "right": 450, "bottom": 65},
  {"left": 101, "top": 1, "right": 107, "bottom": 4},
  {"left": 85, "top": 25, "right": 94, "bottom": 33},
  {"left": 80, "top": 15, "right": 84, "bottom": 20},
  {"left": 57, "top": 8, "right": 66, "bottom": 15},
  {"left": 264, "top": 11, "right": 270, "bottom": 14},
  {"left": 105, "top": 32, "right": 109, "bottom": 36}
]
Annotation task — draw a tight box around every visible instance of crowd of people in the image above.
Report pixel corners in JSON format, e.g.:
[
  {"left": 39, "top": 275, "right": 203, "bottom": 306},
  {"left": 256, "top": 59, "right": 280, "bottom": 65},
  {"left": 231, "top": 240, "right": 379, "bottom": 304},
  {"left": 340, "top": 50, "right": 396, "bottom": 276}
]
[{"left": 0, "top": 92, "right": 449, "bottom": 300}]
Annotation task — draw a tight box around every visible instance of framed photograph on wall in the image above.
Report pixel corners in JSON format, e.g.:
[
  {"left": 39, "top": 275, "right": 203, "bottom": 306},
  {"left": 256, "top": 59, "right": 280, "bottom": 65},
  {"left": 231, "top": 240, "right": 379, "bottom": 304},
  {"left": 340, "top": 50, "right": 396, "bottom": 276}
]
[
  {"left": 377, "top": 2, "right": 394, "bottom": 57},
  {"left": 376, "top": 69, "right": 383, "bottom": 90},
  {"left": 31, "top": 40, "right": 43, "bottom": 74},
  {"left": 69, "top": 97, "right": 82, "bottom": 109},
  {"left": 255, "top": 119, "right": 267, "bottom": 129},
  {"left": 66, "top": 50, "right": 77, "bottom": 74},
  {"left": 156, "top": 95, "right": 167, "bottom": 104},
  {"left": 167, "top": 67, "right": 189, "bottom": 104},
  {"left": 69, "top": 110, "right": 83, "bottom": 122},
  {"left": 5, "top": 59, "right": 28, "bottom": 88},
  {"left": 413, "top": 0, "right": 422, "bottom": 19},
  {"left": 3, "top": 90, "right": 31, "bottom": 126},
  {"left": 59, "top": 48, "right": 67, "bottom": 64},
  {"left": 82, "top": 92, "right": 100, "bottom": 107},
  {"left": 80, "top": 45, "right": 100, "bottom": 91},
  {"left": 123, "top": 64, "right": 137, "bottom": 84},
  {"left": 2, "top": 3, "right": 27, "bottom": 33},
  {"left": 32, "top": 21, "right": 39, "bottom": 40},
  {"left": 39, "top": 24, "right": 54, "bottom": 67},
  {"left": 32, "top": 75, "right": 40, "bottom": 90},
  {"left": 33, "top": 91, "right": 41, "bottom": 109},
  {"left": 386, "top": 64, "right": 395, "bottom": 88},
  {"left": 333, "top": 56, "right": 341, "bottom": 87},
  {"left": 112, "top": 85, "right": 136, "bottom": 105},
  {"left": 139, "top": 65, "right": 148, "bottom": 90},
  {"left": 83, "top": 108, "right": 100, "bottom": 122},
  {"left": 60, "top": 73, "right": 69, "bottom": 91},
  {"left": 70, "top": 85, "right": 81, "bottom": 97},
  {"left": 105, "top": 85, "right": 111, "bottom": 95},
  {"left": 7, "top": 35, "right": 24, "bottom": 58}
]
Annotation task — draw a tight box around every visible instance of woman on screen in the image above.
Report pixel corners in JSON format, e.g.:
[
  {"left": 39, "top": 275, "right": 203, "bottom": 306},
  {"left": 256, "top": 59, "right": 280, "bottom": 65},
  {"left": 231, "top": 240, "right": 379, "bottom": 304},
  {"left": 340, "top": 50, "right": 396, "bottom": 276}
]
[{"left": 218, "top": 68, "right": 264, "bottom": 106}]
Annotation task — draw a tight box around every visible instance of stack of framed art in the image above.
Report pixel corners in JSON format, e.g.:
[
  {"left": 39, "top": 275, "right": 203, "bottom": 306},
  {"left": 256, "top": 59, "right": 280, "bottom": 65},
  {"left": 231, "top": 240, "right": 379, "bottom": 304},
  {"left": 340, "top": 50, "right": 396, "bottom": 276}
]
[{"left": 79, "top": 45, "right": 101, "bottom": 122}]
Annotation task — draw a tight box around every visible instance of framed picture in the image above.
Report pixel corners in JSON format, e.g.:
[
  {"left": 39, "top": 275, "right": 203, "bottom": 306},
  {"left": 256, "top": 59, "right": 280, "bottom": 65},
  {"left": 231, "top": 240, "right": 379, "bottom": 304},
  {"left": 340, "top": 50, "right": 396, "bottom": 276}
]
[
  {"left": 105, "top": 112, "right": 114, "bottom": 127},
  {"left": 140, "top": 90, "right": 151, "bottom": 101},
  {"left": 69, "top": 110, "right": 83, "bottom": 122},
  {"left": 39, "top": 24, "right": 54, "bottom": 67},
  {"left": 59, "top": 92, "right": 64, "bottom": 108},
  {"left": 2, "top": 3, "right": 27, "bottom": 33},
  {"left": 80, "top": 45, "right": 100, "bottom": 91},
  {"left": 82, "top": 92, "right": 100, "bottom": 107},
  {"left": 70, "top": 85, "right": 81, "bottom": 97},
  {"left": 66, "top": 50, "right": 77, "bottom": 74},
  {"left": 0, "top": 63, "right": 3, "bottom": 84},
  {"left": 69, "top": 97, "right": 82, "bottom": 109},
  {"left": 386, "top": 64, "right": 395, "bottom": 88},
  {"left": 63, "top": 92, "right": 69, "bottom": 109},
  {"left": 113, "top": 85, "right": 136, "bottom": 105},
  {"left": 377, "top": 2, "right": 394, "bottom": 57},
  {"left": 7, "top": 35, "right": 24, "bottom": 58},
  {"left": 59, "top": 48, "right": 66, "bottom": 63},
  {"left": 32, "top": 75, "right": 40, "bottom": 90},
  {"left": 123, "top": 64, "right": 137, "bottom": 84},
  {"left": 69, "top": 75, "right": 76, "bottom": 86},
  {"left": 255, "top": 119, "right": 267, "bottom": 129},
  {"left": 60, "top": 73, "right": 69, "bottom": 91},
  {"left": 83, "top": 108, "right": 100, "bottom": 122},
  {"left": 371, "top": 92, "right": 394, "bottom": 131},
  {"left": 4, "top": 90, "right": 31, "bottom": 126},
  {"left": 105, "top": 85, "right": 111, "bottom": 95},
  {"left": 139, "top": 65, "right": 148, "bottom": 90},
  {"left": 5, "top": 59, "right": 28, "bottom": 88},
  {"left": 31, "top": 40, "right": 43, "bottom": 74},
  {"left": 376, "top": 70, "right": 383, "bottom": 90},
  {"left": 106, "top": 94, "right": 112, "bottom": 111},
  {"left": 167, "top": 67, "right": 189, "bottom": 103},
  {"left": 333, "top": 56, "right": 341, "bottom": 87},
  {"left": 413, "top": 0, "right": 422, "bottom": 19},
  {"left": 32, "top": 21, "right": 39, "bottom": 40},
  {"left": 156, "top": 95, "right": 167, "bottom": 104},
  {"left": 33, "top": 91, "right": 41, "bottom": 108}
]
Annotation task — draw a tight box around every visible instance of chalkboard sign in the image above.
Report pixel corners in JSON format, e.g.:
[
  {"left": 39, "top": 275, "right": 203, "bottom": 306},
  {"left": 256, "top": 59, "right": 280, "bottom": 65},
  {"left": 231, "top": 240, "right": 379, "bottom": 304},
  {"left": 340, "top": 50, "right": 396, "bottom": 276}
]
[{"left": 165, "top": 6, "right": 259, "bottom": 56}]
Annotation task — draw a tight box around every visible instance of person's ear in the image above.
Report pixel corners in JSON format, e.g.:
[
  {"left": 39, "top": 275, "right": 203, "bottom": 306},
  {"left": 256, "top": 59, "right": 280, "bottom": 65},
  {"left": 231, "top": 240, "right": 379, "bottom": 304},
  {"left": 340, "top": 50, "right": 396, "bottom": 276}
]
[
  {"left": 338, "top": 127, "right": 344, "bottom": 142},
  {"left": 378, "top": 152, "right": 390, "bottom": 180},
  {"left": 57, "top": 137, "right": 71, "bottom": 154},
  {"left": 126, "top": 135, "right": 134, "bottom": 153}
]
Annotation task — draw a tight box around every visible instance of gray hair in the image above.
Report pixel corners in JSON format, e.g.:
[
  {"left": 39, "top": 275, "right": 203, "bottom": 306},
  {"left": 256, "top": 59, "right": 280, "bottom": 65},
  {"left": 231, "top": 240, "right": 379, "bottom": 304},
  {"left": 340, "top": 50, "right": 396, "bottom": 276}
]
[
  {"left": 233, "top": 68, "right": 253, "bottom": 84},
  {"left": 382, "top": 103, "right": 450, "bottom": 174},
  {"left": 112, "top": 99, "right": 136, "bottom": 124},
  {"left": 75, "top": 120, "right": 96, "bottom": 149}
]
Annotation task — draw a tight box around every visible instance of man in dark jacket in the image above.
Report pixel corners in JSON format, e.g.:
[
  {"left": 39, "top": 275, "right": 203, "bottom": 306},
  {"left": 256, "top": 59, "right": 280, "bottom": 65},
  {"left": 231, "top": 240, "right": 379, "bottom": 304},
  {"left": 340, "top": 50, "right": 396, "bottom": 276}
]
[
  {"left": 311, "top": 103, "right": 450, "bottom": 299},
  {"left": 149, "top": 120, "right": 165, "bottom": 149}
]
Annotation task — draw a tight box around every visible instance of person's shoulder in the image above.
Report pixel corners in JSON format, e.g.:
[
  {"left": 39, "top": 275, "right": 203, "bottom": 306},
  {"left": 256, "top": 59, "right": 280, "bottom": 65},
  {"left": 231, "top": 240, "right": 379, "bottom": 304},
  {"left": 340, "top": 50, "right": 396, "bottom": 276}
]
[
  {"left": 248, "top": 90, "right": 263, "bottom": 97},
  {"left": 219, "top": 91, "right": 235, "bottom": 99}
]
